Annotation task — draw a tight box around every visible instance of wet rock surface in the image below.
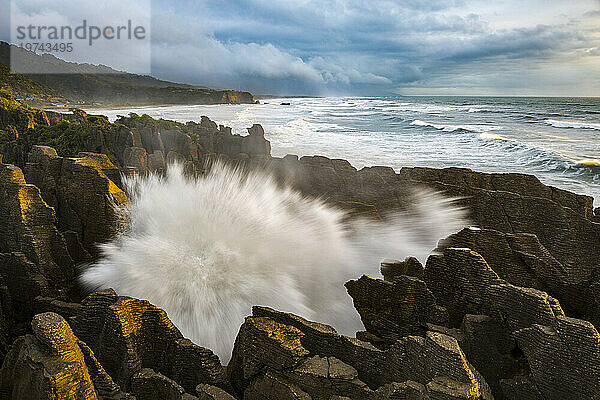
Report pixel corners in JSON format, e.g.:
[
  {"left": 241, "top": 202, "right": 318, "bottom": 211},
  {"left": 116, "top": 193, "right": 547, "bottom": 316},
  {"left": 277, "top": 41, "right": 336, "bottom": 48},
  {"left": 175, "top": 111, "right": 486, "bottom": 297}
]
[{"left": 0, "top": 107, "right": 599, "bottom": 399}]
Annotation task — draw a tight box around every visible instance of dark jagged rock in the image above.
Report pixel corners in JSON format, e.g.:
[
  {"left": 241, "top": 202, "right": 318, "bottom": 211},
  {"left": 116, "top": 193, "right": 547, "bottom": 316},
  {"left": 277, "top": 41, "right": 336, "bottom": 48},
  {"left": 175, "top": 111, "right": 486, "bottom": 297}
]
[
  {"left": 78, "top": 340, "right": 133, "bottom": 400},
  {"left": 458, "top": 314, "right": 521, "bottom": 398},
  {"left": 244, "top": 371, "right": 312, "bottom": 400},
  {"left": 70, "top": 289, "right": 228, "bottom": 394},
  {"left": 25, "top": 146, "right": 128, "bottom": 257},
  {"left": 228, "top": 316, "right": 310, "bottom": 395},
  {"left": 424, "top": 248, "right": 502, "bottom": 327},
  {"left": 380, "top": 257, "right": 424, "bottom": 281},
  {"left": 241, "top": 124, "right": 271, "bottom": 157},
  {"left": 33, "top": 296, "right": 82, "bottom": 319},
  {"left": 281, "top": 355, "right": 375, "bottom": 399},
  {"left": 438, "top": 226, "right": 600, "bottom": 329},
  {"left": 499, "top": 376, "right": 543, "bottom": 400},
  {"left": 397, "top": 166, "right": 594, "bottom": 218},
  {"left": 114, "top": 114, "right": 272, "bottom": 170},
  {"left": 62, "top": 229, "right": 93, "bottom": 263},
  {"left": 148, "top": 150, "right": 166, "bottom": 173},
  {"left": 374, "top": 380, "right": 428, "bottom": 399},
  {"left": 505, "top": 301, "right": 600, "bottom": 399},
  {"left": 398, "top": 168, "right": 600, "bottom": 308},
  {"left": 421, "top": 246, "right": 600, "bottom": 399},
  {"left": 123, "top": 146, "right": 147, "bottom": 173},
  {"left": 196, "top": 383, "right": 236, "bottom": 400},
  {"left": 131, "top": 368, "right": 188, "bottom": 400},
  {"left": 244, "top": 307, "right": 491, "bottom": 399},
  {"left": 346, "top": 275, "right": 447, "bottom": 344},
  {"left": 0, "top": 312, "right": 97, "bottom": 399},
  {"left": 0, "top": 162, "right": 75, "bottom": 333}
]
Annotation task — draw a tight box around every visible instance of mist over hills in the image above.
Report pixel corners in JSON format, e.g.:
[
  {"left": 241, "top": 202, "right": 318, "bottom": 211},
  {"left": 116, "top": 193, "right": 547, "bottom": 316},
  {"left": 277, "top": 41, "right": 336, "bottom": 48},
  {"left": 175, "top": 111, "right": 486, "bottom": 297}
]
[{"left": 0, "top": 41, "right": 256, "bottom": 107}]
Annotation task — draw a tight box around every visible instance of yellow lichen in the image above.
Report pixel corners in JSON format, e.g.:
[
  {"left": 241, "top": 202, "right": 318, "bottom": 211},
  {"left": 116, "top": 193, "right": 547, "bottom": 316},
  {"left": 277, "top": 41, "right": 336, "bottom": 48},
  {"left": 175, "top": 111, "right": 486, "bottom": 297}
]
[
  {"left": 111, "top": 298, "right": 151, "bottom": 336},
  {"left": 32, "top": 315, "right": 98, "bottom": 399},
  {"left": 4, "top": 165, "right": 27, "bottom": 184},
  {"left": 18, "top": 187, "right": 33, "bottom": 218},
  {"left": 251, "top": 318, "right": 307, "bottom": 355},
  {"left": 108, "top": 180, "right": 128, "bottom": 205}
]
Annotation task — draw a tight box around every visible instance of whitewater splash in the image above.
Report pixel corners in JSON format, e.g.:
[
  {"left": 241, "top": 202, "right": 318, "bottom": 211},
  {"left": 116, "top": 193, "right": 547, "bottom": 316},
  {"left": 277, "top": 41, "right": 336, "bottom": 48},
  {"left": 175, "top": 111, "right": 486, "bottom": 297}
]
[{"left": 81, "top": 162, "right": 467, "bottom": 362}]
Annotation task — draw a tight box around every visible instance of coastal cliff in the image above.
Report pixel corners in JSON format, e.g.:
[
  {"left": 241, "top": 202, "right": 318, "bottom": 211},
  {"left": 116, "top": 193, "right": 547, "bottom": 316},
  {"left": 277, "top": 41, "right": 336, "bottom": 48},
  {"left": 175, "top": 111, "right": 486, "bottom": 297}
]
[
  {"left": 0, "top": 94, "right": 599, "bottom": 399},
  {"left": 0, "top": 42, "right": 257, "bottom": 108}
]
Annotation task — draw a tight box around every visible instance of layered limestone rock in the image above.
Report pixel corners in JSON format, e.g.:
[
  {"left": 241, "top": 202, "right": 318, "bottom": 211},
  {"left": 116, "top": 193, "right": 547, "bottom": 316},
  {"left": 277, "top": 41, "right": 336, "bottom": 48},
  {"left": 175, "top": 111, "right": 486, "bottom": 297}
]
[
  {"left": 380, "top": 257, "right": 425, "bottom": 281},
  {"left": 231, "top": 308, "right": 492, "bottom": 399},
  {"left": 397, "top": 166, "right": 594, "bottom": 219},
  {"left": 131, "top": 368, "right": 193, "bottom": 400},
  {"left": 406, "top": 247, "right": 600, "bottom": 399},
  {"left": 114, "top": 114, "right": 272, "bottom": 171},
  {"left": 123, "top": 146, "right": 147, "bottom": 173},
  {"left": 68, "top": 289, "right": 228, "bottom": 394},
  {"left": 0, "top": 312, "right": 97, "bottom": 400},
  {"left": 344, "top": 244, "right": 600, "bottom": 399},
  {"left": 398, "top": 167, "right": 600, "bottom": 306},
  {"left": 346, "top": 275, "right": 447, "bottom": 344},
  {"left": 1, "top": 109, "right": 600, "bottom": 399},
  {"left": 424, "top": 248, "right": 504, "bottom": 327},
  {"left": 438, "top": 226, "right": 600, "bottom": 329},
  {"left": 0, "top": 163, "right": 74, "bottom": 344},
  {"left": 24, "top": 145, "right": 128, "bottom": 257},
  {"left": 196, "top": 384, "right": 236, "bottom": 400},
  {"left": 241, "top": 124, "right": 271, "bottom": 157}
]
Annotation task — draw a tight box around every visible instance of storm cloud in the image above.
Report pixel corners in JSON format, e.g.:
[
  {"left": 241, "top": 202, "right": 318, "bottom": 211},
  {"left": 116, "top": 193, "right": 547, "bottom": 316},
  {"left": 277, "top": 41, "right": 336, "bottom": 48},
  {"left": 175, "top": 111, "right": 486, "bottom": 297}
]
[{"left": 2, "top": 0, "right": 599, "bottom": 95}]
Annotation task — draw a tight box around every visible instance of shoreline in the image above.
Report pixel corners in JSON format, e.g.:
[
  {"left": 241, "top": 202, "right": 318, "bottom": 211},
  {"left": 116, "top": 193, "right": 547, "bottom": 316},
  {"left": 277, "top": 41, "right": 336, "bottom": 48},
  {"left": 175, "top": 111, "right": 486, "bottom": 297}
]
[{"left": 1, "top": 94, "right": 600, "bottom": 398}]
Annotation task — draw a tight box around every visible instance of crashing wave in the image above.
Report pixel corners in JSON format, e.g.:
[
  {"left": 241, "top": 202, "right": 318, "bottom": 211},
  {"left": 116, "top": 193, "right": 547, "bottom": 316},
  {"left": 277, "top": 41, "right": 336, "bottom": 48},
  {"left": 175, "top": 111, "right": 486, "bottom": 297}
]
[
  {"left": 545, "top": 119, "right": 600, "bottom": 130},
  {"left": 81, "top": 162, "right": 467, "bottom": 362}
]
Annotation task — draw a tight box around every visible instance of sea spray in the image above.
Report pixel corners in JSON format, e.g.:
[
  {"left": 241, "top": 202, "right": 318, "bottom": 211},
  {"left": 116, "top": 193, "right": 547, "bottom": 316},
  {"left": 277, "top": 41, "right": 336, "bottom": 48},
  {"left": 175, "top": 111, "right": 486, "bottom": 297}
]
[{"left": 81, "top": 162, "right": 467, "bottom": 362}]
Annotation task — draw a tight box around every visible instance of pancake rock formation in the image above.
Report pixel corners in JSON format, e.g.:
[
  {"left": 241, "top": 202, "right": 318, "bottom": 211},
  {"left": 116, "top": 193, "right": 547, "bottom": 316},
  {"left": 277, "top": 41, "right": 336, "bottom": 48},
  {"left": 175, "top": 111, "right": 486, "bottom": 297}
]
[{"left": 0, "top": 95, "right": 599, "bottom": 399}]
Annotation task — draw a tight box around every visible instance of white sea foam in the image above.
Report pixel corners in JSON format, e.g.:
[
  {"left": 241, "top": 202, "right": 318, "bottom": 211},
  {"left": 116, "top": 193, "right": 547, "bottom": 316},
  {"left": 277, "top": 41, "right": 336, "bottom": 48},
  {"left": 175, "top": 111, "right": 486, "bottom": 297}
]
[
  {"left": 80, "top": 162, "right": 467, "bottom": 362},
  {"left": 545, "top": 119, "right": 600, "bottom": 130},
  {"left": 410, "top": 119, "right": 501, "bottom": 133}
]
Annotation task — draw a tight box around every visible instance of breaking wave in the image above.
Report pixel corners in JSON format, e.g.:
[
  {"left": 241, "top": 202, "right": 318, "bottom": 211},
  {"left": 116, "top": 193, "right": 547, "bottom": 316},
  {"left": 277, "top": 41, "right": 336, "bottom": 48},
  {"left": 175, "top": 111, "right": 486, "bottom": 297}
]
[
  {"left": 576, "top": 159, "right": 600, "bottom": 167},
  {"left": 410, "top": 119, "right": 501, "bottom": 133},
  {"left": 545, "top": 119, "right": 600, "bottom": 130},
  {"left": 80, "top": 162, "right": 467, "bottom": 362}
]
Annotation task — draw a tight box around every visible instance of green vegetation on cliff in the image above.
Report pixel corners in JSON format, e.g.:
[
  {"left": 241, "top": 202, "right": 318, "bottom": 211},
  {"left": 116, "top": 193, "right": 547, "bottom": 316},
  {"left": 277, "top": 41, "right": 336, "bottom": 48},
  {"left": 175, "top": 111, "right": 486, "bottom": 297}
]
[
  {"left": 0, "top": 42, "right": 256, "bottom": 107},
  {"left": 0, "top": 63, "right": 65, "bottom": 106},
  {"left": 0, "top": 92, "right": 121, "bottom": 165}
]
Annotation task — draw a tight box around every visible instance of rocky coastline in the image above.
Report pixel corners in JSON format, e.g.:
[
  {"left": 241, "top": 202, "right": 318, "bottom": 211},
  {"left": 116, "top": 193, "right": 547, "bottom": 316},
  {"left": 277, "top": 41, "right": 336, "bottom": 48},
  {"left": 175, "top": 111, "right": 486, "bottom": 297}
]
[{"left": 1, "top": 92, "right": 599, "bottom": 399}]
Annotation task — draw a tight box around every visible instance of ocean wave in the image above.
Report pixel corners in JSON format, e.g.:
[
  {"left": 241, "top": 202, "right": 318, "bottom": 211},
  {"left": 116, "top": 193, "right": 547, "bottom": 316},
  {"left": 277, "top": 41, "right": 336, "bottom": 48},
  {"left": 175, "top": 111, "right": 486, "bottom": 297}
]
[
  {"left": 272, "top": 117, "right": 346, "bottom": 137},
  {"left": 476, "top": 135, "right": 600, "bottom": 181},
  {"left": 410, "top": 119, "right": 501, "bottom": 133},
  {"left": 479, "top": 132, "right": 508, "bottom": 141},
  {"left": 576, "top": 159, "right": 600, "bottom": 167},
  {"left": 467, "top": 107, "right": 500, "bottom": 113},
  {"left": 545, "top": 119, "right": 600, "bottom": 130}
]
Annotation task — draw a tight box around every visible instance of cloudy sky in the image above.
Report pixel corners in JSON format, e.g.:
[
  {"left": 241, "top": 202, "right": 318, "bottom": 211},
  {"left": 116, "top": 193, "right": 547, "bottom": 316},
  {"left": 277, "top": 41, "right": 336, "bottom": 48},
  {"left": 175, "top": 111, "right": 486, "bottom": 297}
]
[{"left": 3, "top": 0, "right": 600, "bottom": 96}]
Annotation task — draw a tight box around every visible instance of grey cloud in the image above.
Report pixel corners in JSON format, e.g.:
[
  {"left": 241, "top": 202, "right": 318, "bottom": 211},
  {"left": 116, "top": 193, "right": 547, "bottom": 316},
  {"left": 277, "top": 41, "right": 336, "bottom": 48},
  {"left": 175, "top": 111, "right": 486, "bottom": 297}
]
[{"left": 1, "top": 0, "right": 598, "bottom": 95}]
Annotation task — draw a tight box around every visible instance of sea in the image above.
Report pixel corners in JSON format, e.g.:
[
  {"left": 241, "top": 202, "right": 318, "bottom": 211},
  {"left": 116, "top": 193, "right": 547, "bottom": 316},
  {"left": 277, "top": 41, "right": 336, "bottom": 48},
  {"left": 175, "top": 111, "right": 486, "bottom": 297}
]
[{"left": 90, "top": 96, "right": 600, "bottom": 206}]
